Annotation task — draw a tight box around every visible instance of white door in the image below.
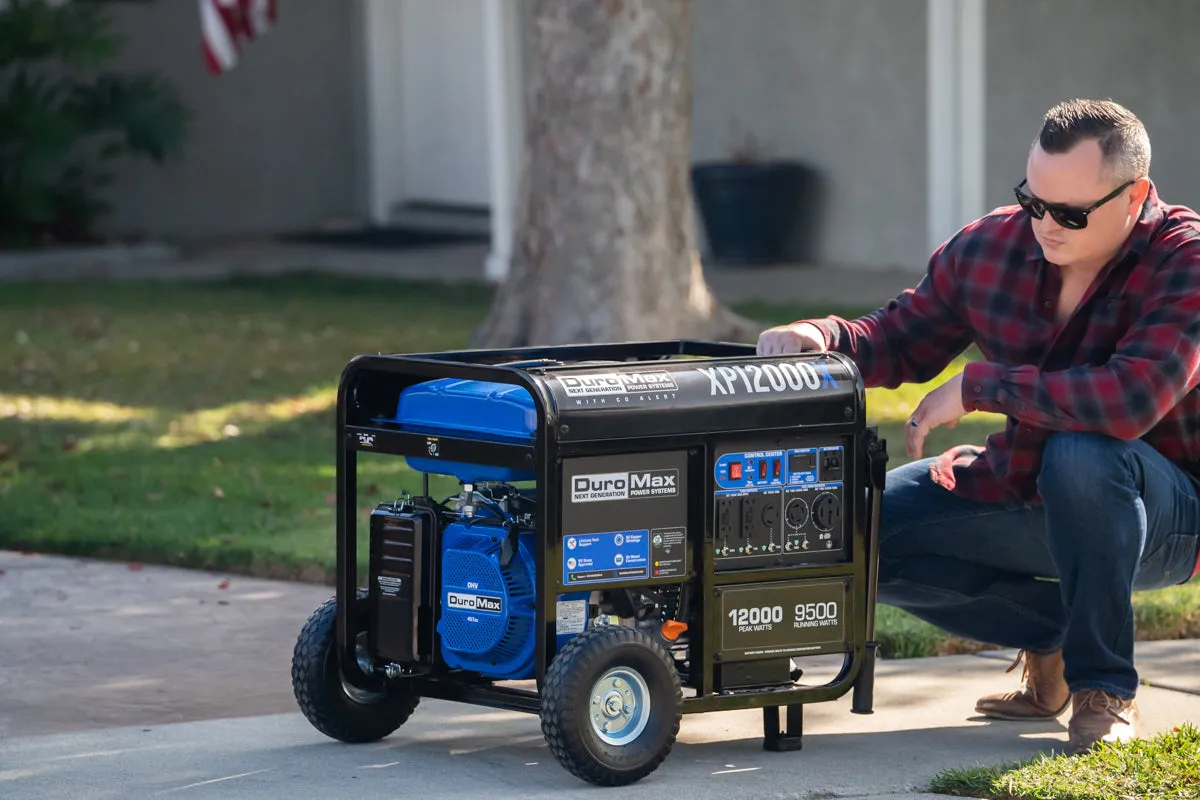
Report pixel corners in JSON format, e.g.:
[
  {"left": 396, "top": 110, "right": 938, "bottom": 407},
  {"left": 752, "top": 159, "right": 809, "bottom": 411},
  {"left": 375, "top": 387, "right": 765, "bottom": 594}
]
[
  {"left": 397, "top": 0, "right": 491, "bottom": 208},
  {"left": 363, "top": 0, "right": 520, "bottom": 225}
]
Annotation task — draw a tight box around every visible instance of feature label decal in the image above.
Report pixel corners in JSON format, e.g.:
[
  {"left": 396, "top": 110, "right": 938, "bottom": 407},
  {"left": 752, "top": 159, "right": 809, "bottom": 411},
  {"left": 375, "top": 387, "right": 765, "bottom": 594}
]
[
  {"left": 696, "top": 361, "right": 839, "bottom": 396},
  {"left": 446, "top": 591, "right": 503, "bottom": 614},
  {"left": 557, "top": 371, "right": 679, "bottom": 397},
  {"left": 719, "top": 579, "right": 848, "bottom": 659},
  {"left": 571, "top": 469, "right": 679, "bottom": 503},
  {"left": 564, "top": 530, "right": 650, "bottom": 584}
]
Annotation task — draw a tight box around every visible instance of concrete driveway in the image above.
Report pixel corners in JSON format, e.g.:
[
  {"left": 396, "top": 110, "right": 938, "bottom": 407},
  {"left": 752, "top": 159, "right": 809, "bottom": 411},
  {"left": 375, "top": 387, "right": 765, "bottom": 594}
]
[
  {"left": 0, "top": 550, "right": 330, "bottom": 738},
  {"left": 2, "top": 550, "right": 1197, "bottom": 799}
]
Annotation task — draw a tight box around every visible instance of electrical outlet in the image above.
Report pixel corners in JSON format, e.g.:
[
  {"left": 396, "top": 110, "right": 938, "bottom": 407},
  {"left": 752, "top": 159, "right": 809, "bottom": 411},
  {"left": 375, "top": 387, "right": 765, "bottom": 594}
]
[
  {"left": 759, "top": 492, "right": 780, "bottom": 534},
  {"left": 717, "top": 496, "right": 741, "bottom": 539},
  {"left": 785, "top": 496, "right": 809, "bottom": 529},
  {"left": 741, "top": 495, "right": 758, "bottom": 539},
  {"left": 812, "top": 492, "right": 841, "bottom": 532}
]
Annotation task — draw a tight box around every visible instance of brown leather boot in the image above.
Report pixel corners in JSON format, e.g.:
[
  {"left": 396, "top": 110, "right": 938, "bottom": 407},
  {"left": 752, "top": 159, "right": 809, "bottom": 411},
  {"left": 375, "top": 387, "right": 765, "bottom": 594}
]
[
  {"left": 975, "top": 650, "right": 1071, "bottom": 721},
  {"left": 1067, "top": 690, "right": 1140, "bottom": 755}
]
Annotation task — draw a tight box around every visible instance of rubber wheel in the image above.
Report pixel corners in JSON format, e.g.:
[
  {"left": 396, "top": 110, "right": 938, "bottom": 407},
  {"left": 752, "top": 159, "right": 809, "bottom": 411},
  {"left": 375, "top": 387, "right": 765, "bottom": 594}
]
[
  {"left": 540, "top": 625, "right": 682, "bottom": 786},
  {"left": 291, "top": 590, "right": 419, "bottom": 743}
]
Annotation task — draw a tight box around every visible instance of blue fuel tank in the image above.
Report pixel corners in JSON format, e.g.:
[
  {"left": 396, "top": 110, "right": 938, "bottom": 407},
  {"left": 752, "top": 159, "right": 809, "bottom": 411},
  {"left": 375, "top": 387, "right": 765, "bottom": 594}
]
[{"left": 391, "top": 378, "right": 537, "bottom": 482}]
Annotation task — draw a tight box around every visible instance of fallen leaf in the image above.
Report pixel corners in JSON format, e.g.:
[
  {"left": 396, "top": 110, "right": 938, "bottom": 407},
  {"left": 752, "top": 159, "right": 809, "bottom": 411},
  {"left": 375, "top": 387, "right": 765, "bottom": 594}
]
[
  {"left": 325, "top": 493, "right": 336, "bottom": 505},
  {"left": 128, "top": 562, "right": 143, "bottom": 571},
  {"left": 261, "top": 497, "right": 272, "bottom": 507},
  {"left": 0, "top": 441, "right": 9, "bottom": 460},
  {"left": 367, "top": 483, "right": 381, "bottom": 495},
  {"left": 213, "top": 486, "right": 225, "bottom": 498},
  {"left": 218, "top": 579, "right": 230, "bottom": 590},
  {"left": 61, "top": 436, "right": 77, "bottom": 452}
]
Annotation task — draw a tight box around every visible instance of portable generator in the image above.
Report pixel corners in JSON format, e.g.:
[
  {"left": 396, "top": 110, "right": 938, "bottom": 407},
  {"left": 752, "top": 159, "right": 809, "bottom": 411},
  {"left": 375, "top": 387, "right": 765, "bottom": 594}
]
[{"left": 291, "top": 340, "right": 888, "bottom": 787}]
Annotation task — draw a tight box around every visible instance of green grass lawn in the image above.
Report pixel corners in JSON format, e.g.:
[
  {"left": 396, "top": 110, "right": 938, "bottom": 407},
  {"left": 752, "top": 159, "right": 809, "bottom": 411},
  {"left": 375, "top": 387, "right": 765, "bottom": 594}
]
[
  {"left": 1, "top": 275, "right": 1196, "bottom": 657},
  {"left": 931, "top": 723, "right": 1200, "bottom": 800}
]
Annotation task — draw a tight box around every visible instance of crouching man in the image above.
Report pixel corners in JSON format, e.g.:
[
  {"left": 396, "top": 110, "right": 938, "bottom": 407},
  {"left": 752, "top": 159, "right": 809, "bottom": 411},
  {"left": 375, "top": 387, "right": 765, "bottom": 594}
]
[{"left": 758, "top": 98, "right": 1200, "bottom": 755}]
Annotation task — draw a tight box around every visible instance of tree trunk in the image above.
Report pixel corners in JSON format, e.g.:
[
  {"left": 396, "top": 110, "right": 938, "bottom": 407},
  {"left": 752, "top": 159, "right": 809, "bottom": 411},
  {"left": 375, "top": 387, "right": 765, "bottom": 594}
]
[{"left": 472, "top": 0, "right": 761, "bottom": 348}]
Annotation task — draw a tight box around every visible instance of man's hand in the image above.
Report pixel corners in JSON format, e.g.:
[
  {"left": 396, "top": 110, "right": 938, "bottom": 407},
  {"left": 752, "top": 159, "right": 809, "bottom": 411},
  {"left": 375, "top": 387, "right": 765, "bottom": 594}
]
[
  {"left": 757, "top": 322, "right": 827, "bottom": 355},
  {"left": 906, "top": 372, "right": 970, "bottom": 459}
]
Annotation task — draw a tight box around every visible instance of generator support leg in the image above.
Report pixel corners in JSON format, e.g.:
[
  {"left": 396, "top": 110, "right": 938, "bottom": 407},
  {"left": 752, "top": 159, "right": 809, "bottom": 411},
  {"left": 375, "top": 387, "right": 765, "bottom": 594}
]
[
  {"left": 763, "top": 704, "right": 803, "bottom": 752},
  {"left": 853, "top": 429, "right": 888, "bottom": 716}
]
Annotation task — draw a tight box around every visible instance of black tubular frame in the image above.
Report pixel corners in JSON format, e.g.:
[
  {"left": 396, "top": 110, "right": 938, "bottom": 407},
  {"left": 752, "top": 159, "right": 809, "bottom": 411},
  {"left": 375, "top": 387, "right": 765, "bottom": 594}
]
[{"left": 333, "top": 339, "right": 888, "bottom": 719}]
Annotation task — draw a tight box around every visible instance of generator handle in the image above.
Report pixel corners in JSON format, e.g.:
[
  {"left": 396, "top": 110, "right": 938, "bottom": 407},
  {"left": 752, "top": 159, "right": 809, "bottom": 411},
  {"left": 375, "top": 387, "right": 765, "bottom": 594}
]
[{"left": 852, "top": 427, "right": 888, "bottom": 714}]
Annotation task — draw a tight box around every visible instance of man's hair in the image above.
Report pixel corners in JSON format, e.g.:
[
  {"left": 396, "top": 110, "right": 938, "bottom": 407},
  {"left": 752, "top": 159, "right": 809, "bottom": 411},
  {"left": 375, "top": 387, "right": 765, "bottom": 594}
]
[{"left": 1034, "top": 98, "right": 1151, "bottom": 184}]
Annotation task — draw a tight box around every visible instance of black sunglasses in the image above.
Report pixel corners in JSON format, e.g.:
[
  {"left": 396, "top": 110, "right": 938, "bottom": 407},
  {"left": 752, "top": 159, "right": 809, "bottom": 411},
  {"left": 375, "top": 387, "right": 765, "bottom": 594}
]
[{"left": 1013, "top": 178, "right": 1134, "bottom": 230}]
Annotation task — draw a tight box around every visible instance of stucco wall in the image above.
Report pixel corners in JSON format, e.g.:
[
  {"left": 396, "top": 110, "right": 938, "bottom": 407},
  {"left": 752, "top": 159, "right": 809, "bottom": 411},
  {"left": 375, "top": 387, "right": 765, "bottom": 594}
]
[
  {"left": 88, "top": 1, "right": 1200, "bottom": 268},
  {"left": 96, "top": 0, "right": 930, "bottom": 269},
  {"left": 691, "top": 0, "right": 929, "bottom": 270},
  {"left": 96, "top": 0, "right": 366, "bottom": 243},
  {"left": 985, "top": 0, "right": 1200, "bottom": 212}
]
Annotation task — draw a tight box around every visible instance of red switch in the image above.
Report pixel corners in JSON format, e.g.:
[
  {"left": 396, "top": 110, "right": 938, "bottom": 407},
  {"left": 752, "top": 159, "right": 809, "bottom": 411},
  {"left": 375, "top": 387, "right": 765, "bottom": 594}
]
[
  {"left": 758, "top": 461, "right": 767, "bottom": 479},
  {"left": 773, "top": 459, "right": 781, "bottom": 479},
  {"left": 729, "top": 461, "right": 742, "bottom": 480}
]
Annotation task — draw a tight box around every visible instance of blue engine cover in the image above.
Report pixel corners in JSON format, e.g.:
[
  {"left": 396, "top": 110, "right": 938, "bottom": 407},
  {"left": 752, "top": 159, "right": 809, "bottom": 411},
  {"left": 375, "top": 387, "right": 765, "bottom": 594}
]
[
  {"left": 438, "top": 520, "right": 588, "bottom": 680},
  {"left": 391, "top": 378, "right": 537, "bottom": 483},
  {"left": 438, "top": 521, "right": 536, "bottom": 678}
]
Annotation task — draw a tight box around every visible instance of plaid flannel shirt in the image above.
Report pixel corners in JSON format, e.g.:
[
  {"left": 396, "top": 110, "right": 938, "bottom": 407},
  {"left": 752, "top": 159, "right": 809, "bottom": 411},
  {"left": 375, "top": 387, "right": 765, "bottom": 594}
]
[{"left": 808, "top": 182, "right": 1200, "bottom": 525}]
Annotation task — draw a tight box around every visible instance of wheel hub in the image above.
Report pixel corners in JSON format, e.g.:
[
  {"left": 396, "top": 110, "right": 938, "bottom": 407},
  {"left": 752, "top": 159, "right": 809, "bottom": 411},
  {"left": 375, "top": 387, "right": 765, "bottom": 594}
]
[{"left": 589, "top": 667, "right": 650, "bottom": 746}]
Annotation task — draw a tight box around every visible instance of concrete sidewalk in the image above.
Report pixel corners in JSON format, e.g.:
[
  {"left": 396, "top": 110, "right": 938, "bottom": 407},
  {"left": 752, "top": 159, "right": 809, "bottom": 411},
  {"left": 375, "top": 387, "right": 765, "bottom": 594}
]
[{"left": 2, "top": 550, "right": 1196, "bottom": 798}]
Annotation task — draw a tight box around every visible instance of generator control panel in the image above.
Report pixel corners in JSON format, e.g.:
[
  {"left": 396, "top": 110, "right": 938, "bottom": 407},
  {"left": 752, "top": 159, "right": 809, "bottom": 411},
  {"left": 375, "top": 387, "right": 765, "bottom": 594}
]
[{"left": 712, "top": 439, "right": 848, "bottom": 571}]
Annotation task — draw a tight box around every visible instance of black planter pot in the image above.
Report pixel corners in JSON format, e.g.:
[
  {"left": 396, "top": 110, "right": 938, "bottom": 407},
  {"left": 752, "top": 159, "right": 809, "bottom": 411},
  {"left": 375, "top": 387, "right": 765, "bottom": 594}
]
[{"left": 691, "top": 159, "right": 821, "bottom": 265}]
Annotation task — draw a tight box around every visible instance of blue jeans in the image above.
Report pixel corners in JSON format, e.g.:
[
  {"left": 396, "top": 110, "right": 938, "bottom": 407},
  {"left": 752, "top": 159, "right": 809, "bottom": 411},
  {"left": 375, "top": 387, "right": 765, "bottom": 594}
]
[{"left": 877, "top": 431, "right": 1200, "bottom": 699}]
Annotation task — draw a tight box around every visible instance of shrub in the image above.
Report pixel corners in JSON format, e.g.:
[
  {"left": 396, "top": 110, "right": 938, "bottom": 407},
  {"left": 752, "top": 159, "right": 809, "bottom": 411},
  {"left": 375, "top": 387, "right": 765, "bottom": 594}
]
[{"left": 0, "top": 0, "right": 189, "bottom": 248}]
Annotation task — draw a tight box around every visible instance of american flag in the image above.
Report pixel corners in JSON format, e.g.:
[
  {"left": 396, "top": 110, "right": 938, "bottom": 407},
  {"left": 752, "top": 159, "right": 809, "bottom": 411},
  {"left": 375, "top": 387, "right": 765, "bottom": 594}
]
[{"left": 200, "top": 0, "right": 277, "bottom": 75}]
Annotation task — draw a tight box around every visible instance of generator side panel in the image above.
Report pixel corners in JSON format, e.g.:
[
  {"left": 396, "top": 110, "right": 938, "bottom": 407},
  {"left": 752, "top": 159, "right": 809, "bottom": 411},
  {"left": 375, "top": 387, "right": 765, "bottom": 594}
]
[
  {"left": 710, "top": 435, "right": 858, "bottom": 668},
  {"left": 559, "top": 450, "right": 691, "bottom": 588}
]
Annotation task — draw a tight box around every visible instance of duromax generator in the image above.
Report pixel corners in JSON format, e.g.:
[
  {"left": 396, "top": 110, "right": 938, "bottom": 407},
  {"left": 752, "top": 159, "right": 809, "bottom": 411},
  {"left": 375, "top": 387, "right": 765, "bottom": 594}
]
[{"left": 291, "top": 340, "right": 888, "bottom": 786}]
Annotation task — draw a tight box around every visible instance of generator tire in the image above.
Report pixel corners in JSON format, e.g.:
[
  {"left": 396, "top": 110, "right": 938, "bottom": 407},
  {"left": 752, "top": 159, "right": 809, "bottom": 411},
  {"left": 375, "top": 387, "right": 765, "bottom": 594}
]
[
  {"left": 540, "top": 625, "right": 682, "bottom": 786},
  {"left": 291, "top": 590, "right": 419, "bottom": 744}
]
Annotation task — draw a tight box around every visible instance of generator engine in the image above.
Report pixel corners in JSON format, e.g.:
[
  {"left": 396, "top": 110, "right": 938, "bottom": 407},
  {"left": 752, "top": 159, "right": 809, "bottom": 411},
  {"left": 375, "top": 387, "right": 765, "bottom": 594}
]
[{"left": 366, "top": 377, "right": 682, "bottom": 683}]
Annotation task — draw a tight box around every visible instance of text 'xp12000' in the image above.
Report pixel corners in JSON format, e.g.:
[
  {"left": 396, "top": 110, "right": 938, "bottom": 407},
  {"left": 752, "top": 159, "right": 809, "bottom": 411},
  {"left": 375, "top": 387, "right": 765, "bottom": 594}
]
[{"left": 291, "top": 340, "right": 888, "bottom": 786}]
